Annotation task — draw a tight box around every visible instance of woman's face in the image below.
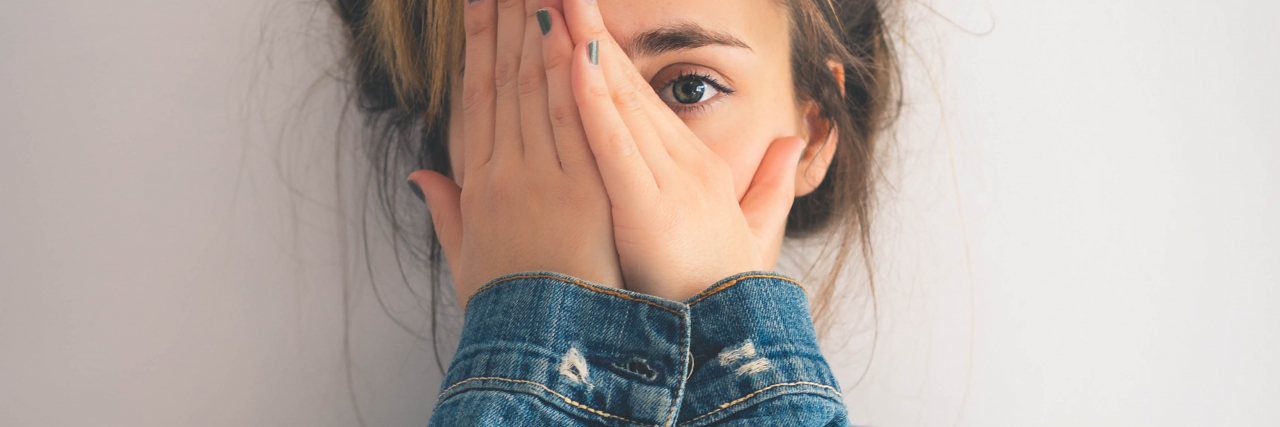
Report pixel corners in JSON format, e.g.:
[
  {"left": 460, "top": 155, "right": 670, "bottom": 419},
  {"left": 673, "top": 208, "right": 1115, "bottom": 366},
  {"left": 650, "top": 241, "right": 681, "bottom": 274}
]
[{"left": 446, "top": 0, "right": 835, "bottom": 199}]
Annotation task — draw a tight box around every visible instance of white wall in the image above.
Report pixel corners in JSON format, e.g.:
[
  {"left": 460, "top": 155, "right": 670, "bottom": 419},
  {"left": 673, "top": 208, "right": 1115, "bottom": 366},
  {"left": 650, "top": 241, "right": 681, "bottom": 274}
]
[{"left": 1, "top": 1, "right": 1276, "bottom": 426}]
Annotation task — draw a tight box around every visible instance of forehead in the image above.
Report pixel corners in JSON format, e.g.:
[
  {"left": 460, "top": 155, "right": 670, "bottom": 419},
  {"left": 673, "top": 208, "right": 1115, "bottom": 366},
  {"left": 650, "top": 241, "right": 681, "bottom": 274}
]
[{"left": 596, "top": 0, "right": 788, "bottom": 53}]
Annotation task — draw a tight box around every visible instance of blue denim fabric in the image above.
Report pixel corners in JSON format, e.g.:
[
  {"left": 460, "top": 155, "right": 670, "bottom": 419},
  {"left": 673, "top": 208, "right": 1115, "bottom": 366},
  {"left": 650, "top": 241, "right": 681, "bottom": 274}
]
[{"left": 428, "top": 271, "right": 848, "bottom": 427}]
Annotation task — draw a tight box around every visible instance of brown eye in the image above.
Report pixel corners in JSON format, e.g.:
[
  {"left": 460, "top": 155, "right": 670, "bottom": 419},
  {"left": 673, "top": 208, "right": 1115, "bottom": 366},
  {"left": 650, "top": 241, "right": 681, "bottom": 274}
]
[{"left": 660, "top": 75, "right": 719, "bottom": 105}]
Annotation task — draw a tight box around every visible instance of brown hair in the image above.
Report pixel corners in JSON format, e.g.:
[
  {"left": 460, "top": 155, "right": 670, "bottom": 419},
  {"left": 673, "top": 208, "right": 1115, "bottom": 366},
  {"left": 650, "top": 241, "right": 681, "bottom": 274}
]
[{"left": 328, "top": 0, "right": 901, "bottom": 341}]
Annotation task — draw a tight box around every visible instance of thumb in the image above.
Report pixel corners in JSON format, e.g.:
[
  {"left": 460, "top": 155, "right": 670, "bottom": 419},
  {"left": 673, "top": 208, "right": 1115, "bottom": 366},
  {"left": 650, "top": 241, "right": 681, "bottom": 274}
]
[
  {"left": 407, "top": 170, "right": 462, "bottom": 275},
  {"left": 739, "top": 136, "right": 807, "bottom": 248}
]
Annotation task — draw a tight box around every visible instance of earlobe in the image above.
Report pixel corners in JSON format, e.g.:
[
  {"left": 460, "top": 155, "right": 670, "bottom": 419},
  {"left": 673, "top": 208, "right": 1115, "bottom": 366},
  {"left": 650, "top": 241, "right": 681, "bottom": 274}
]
[
  {"left": 794, "top": 110, "right": 838, "bottom": 197},
  {"left": 793, "top": 59, "right": 845, "bottom": 197}
]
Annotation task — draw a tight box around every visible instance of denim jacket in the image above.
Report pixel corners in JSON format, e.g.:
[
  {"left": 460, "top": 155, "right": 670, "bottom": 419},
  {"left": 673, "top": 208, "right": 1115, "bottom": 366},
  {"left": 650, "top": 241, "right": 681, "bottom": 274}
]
[{"left": 428, "top": 271, "right": 850, "bottom": 426}]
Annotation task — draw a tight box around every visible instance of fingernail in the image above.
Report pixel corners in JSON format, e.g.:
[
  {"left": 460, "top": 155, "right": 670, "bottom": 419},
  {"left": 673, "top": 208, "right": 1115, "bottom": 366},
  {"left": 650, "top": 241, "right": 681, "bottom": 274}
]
[
  {"left": 536, "top": 9, "right": 551, "bottom": 35},
  {"left": 407, "top": 179, "right": 425, "bottom": 203},
  {"left": 588, "top": 39, "right": 599, "bottom": 65}
]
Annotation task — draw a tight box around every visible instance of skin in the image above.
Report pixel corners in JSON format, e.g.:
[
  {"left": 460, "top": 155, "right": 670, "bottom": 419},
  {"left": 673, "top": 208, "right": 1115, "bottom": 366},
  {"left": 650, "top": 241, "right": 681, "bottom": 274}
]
[{"left": 409, "top": 0, "right": 840, "bottom": 305}]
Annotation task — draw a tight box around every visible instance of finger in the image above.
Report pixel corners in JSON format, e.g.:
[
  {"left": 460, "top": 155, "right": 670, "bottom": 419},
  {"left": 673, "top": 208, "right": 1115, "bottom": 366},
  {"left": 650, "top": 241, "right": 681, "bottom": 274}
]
[
  {"left": 491, "top": 0, "right": 528, "bottom": 161},
  {"left": 560, "top": 0, "right": 652, "bottom": 104},
  {"left": 517, "top": 7, "right": 558, "bottom": 168},
  {"left": 462, "top": 0, "right": 498, "bottom": 171},
  {"left": 407, "top": 171, "right": 463, "bottom": 278},
  {"left": 572, "top": 39, "right": 659, "bottom": 209},
  {"left": 562, "top": 0, "right": 679, "bottom": 178},
  {"left": 539, "top": 7, "right": 594, "bottom": 173},
  {"left": 740, "top": 137, "right": 807, "bottom": 252}
]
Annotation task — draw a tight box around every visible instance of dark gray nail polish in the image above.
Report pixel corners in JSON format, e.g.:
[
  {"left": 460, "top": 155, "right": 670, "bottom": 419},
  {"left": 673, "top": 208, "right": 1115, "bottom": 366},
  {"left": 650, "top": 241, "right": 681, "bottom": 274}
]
[
  {"left": 408, "top": 179, "right": 425, "bottom": 202},
  {"left": 536, "top": 9, "right": 551, "bottom": 35},
  {"left": 588, "top": 39, "right": 599, "bottom": 65}
]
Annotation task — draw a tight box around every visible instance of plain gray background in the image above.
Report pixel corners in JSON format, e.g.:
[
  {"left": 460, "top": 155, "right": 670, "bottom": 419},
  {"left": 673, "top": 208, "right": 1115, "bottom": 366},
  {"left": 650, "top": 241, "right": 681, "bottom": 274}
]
[{"left": 2, "top": 0, "right": 1277, "bottom": 426}]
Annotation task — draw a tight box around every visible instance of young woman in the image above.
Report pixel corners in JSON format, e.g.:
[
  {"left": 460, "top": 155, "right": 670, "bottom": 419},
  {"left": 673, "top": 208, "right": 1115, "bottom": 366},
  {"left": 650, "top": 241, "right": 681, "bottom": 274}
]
[{"left": 330, "top": 0, "right": 899, "bottom": 424}]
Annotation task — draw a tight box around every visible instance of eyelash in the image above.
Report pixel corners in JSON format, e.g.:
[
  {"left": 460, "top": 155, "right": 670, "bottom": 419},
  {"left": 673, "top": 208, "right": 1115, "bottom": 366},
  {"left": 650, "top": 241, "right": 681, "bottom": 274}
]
[{"left": 659, "top": 71, "right": 736, "bottom": 115}]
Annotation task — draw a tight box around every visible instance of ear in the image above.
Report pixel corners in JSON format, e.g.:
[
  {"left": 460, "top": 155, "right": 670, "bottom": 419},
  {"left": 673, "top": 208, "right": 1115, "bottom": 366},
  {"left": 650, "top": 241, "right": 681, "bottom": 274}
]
[{"left": 795, "top": 59, "right": 845, "bottom": 197}]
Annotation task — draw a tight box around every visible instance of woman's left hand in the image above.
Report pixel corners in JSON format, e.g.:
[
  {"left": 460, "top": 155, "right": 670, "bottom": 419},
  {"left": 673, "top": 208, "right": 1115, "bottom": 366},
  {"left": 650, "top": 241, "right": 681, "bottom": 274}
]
[{"left": 548, "top": 0, "right": 810, "bottom": 301}]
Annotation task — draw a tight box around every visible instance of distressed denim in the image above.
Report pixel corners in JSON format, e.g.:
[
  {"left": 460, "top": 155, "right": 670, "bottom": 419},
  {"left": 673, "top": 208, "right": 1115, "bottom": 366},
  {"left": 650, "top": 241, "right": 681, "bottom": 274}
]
[{"left": 428, "top": 271, "right": 849, "bottom": 426}]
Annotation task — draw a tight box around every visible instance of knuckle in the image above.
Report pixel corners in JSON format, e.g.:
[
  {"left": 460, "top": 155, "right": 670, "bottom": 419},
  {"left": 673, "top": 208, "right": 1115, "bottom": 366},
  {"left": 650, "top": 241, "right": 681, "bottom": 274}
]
[
  {"left": 493, "top": 58, "right": 519, "bottom": 90},
  {"left": 711, "top": 157, "right": 731, "bottom": 174},
  {"left": 542, "top": 48, "right": 570, "bottom": 71},
  {"left": 496, "top": 0, "right": 521, "bottom": 10},
  {"left": 463, "top": 15, "right": 492, "bottom": 38},
  {"left": 585, "top": 22, "right": 608, "bottom": 38},
  {"left": 695, "top": 165, "right": 717, "bottom": 184},
  {"left": 629, "top": 74, "right": 653, "bottom": 95},
  {"left": 696, "top": 158, "right": 730, "bottom": 185},
  {"left": 713, "top": 158, "right": 734, "bottom": 181},
  {"left": 486, "top": 171, "right": 516, "bottom": 198},
  {"left": 631, "top": 77, "right": 663, "bottom": 108},
  {"left": 517, "top": 67, "right": 543, "bottom": 96},
  {"left": 716, "top": 164, "right": 734, "bottom": 187},
  {"left": 548, "top": 103, "right": 579, "bottom": 129},
  {"left": 460, "top": 77, "right": 492, "bottom": 113},
  {"left": 611, "top": 85, "right": 642, "bottom": 110},
  {"left": 617, "top": 100, "right": 646, "bottom": 118},
  {"left": 606, "top": 130, "right": 638, "bottom": 155},
  {"left": 587, "top": 81, "right": 611, "bottom": 99}
]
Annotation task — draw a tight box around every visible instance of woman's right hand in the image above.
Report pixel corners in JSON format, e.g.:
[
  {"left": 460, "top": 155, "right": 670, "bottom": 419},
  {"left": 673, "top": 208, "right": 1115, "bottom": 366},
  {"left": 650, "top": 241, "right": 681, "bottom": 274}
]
[{"left": 408, "top": 0, "right": 622, "bottom": 307}]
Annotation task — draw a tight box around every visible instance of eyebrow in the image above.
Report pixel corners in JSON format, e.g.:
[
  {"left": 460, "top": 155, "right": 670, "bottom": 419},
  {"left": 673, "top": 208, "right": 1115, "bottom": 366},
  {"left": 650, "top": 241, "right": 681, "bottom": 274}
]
[{"left": 619, "top": 22, "right": 754, "bottom": 58}]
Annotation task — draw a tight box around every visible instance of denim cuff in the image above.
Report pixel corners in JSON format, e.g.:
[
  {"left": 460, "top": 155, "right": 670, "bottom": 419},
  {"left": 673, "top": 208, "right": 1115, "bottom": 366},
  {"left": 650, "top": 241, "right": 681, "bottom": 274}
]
[
  {"left": 441, "top": 271, "right": 691, "bottom": 426},
  {"left": 677, "top": 272, "right": 844, "bottom": 425},
  {"left": 437, "top": 271, "right": 843, "bottom": 427}
]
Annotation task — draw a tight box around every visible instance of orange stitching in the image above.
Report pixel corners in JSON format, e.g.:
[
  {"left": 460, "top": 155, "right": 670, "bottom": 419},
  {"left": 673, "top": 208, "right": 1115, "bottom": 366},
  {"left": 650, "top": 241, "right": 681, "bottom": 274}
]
[
  {"left": 686, "top": 274, "right": 806, "bottom": 306},
  {"left": 683, "top": 381, "right": 842, "bottom": 424},
  {"left": 439, "top": 376, "right": 657, "bottom": 427},
  {"left": 466, "top": 274, "right": 681, "bottom": 315}
]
